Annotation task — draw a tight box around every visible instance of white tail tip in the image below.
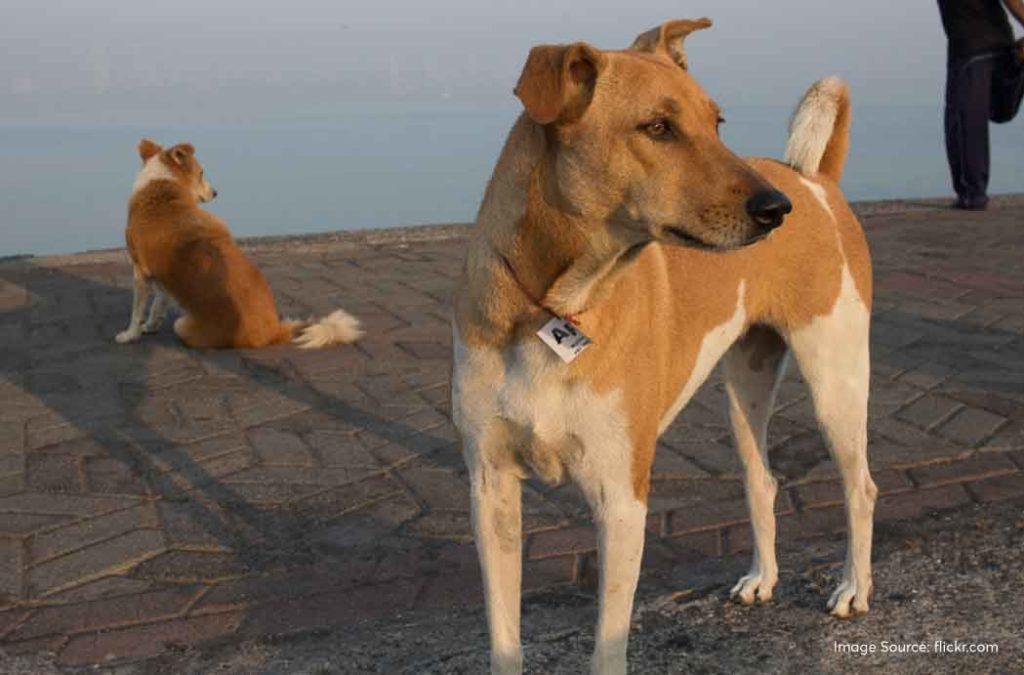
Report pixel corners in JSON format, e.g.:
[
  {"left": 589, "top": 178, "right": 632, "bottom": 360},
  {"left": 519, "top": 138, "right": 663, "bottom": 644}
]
[
  {"left": 293, "top": 309, "right": 363, "bottom": 349},
  {"left": 784, "top": 75, "right": 847, "bottom": 177}
]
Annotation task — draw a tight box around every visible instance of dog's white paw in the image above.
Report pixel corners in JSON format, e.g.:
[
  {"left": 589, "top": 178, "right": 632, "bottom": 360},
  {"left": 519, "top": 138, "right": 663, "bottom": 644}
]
[
  {"left": 115, "top": 329, "right": 141, "bottom": 344},
  {"left": 730, "top": 571, "right": 777, "bottom": 605},
  {"left": 827, "top": 577, "right": 870, "bottom": 618}
]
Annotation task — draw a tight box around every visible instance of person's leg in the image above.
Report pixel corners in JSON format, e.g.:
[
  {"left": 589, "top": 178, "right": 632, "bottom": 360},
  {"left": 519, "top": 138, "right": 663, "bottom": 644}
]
[
  {"left": 946, "top": 56, "right": 996, "bottom": 208},
  {"left": 990, "top": 47, "right": 1024, "bottom": 124},
  {"left": 959, "top": 58, "right": 995, "bottom": 206},
  {"left": 944, "top": 56, "right": 968, "bottom": 201}
]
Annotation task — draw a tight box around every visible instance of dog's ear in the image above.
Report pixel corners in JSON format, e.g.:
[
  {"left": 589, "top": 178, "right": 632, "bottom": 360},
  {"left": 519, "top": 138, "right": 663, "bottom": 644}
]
[
  {"left": 630, "top": 18, "right": 712, "bottom": 70},
  {"left": 138, "top": 139, "right": 163, "bottom": 162},
  {"left": 514, "top": 42, "right": 605, "bottom": 125},
  {"left": 167, "top": 143, "right": 195, "bottom": 166}
]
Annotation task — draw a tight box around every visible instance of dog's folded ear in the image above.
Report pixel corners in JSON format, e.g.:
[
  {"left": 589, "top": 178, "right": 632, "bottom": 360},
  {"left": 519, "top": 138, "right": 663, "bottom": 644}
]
[
  {"left": 514, "top": 42, "right": 605, "bottom": 125},
  {"left": 168, "top": 143, "right": 196, "bottom": 166},
  {"left": 630, "top": 18, "right": 712, "bottom": 70},
  {"left": 138, "top": 139, "right": 163, "bottom": 162}
]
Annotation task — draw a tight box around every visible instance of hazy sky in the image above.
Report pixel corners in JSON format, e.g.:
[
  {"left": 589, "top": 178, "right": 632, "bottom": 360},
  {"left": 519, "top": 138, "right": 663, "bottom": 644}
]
[{"left": 1, "top": 1, "right": 950, "bottom": 125}]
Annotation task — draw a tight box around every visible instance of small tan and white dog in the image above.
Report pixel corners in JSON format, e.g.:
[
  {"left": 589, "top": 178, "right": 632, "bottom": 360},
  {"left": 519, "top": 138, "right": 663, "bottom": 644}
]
[
  {"left": 452, "top": 19, "right": 876, "bottom": 674},
  {"left": 117, "top": 139, "right": 362, "bottom": 349}
]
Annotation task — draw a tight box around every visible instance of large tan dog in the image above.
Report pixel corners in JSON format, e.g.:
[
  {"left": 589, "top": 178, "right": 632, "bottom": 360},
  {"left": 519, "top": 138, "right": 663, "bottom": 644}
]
[
  {"left": 117, "top": 139, "right": 362, "bottom": 349},
  {"left": 452, "top": 19, "right": 876, "bottom": 674}
]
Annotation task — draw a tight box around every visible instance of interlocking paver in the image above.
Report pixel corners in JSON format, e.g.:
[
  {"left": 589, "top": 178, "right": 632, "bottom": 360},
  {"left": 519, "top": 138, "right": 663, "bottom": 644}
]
[
  {"left": 1, "top": 199, "right": 1023, "bottom": 666},
  {"left": 0, "top": 540, "right": 23, "bottom": 600},
  {"left": 29, "top": 503, "right": 161, "bottom": 562},
  {"left": 27, "top": 529, "right": 165, "bottom": 597}
]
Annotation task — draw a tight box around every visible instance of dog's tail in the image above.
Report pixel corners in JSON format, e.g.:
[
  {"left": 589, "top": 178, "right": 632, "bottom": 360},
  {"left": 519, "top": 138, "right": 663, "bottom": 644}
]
[
  {"left": 282, "top": 309, "right": 364, "bottom": 349},
  {"left": 784, "top": 76, "right": 851, "bottom": 183}
]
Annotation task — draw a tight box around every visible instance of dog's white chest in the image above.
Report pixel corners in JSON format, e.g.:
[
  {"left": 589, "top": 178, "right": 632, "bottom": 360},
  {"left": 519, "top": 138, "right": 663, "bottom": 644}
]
[{"left": 453, "top": 334, "right": 631, "bottom": 484}]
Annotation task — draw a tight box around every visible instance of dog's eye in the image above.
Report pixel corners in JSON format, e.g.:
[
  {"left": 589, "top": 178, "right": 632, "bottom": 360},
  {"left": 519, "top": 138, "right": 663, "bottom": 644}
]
[{"left": 640, "top": 118, "right": 675, "bottom": 141}]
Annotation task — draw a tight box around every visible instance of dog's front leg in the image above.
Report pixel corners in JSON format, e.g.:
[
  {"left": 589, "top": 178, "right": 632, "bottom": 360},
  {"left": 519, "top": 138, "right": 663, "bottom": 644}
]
[
  {"left": 115, "top": 267, "right": 153, "bottom": 343},
  {"left": 466, "top": 425, "right": 524, "bottom": 675},
  {"left": 572, "top": 445, "right": 648, "bottom": 675},
  {"left": 143, "top": 286, "right": 170, "bottom": 333}
]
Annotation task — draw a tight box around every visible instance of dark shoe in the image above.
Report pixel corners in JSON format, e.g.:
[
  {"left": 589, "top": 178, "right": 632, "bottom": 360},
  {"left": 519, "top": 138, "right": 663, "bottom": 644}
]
[{"left": 953, "top": 195, "right": 989, "bottom": 211}]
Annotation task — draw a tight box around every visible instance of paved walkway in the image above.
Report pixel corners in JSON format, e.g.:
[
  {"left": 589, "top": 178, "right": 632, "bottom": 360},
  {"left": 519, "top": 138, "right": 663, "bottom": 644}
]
[{"left": 0, "top": 198, "right": 1022, "bottom": 667}]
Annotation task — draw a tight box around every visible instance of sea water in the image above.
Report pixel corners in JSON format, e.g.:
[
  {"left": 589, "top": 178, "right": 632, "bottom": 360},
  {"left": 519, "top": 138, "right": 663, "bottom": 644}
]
[{"left": 2, "top": 104, "right": 1022, "bottom": 256}]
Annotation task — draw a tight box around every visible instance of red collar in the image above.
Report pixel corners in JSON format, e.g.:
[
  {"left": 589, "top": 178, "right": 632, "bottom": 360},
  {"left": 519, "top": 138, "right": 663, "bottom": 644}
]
[{"left": 497, "top": 253, "right": 581, "bottom": 325}]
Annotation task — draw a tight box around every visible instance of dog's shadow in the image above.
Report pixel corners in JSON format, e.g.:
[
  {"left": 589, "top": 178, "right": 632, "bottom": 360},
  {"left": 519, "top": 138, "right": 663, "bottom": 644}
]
[{"left": 0, "top": 253, "right": 483, "bottom": 651}]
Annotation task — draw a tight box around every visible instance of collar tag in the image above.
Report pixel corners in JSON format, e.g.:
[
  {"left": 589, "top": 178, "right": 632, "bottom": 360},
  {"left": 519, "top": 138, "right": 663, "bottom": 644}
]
[{"left": 536, "top": 316, "right": 592, "bottom": 363}]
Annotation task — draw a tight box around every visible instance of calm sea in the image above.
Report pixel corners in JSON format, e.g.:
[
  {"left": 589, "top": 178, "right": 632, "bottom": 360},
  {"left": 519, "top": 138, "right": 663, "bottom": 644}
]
[{"left": 2, "top": 105, "right": 1022, "bottom": 256}]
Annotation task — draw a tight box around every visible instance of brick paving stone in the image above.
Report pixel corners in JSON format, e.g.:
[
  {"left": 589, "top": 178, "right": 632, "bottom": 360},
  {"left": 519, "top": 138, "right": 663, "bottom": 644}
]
[
  {"left": 1, "top": 634, "right": 67, "bottom": 657},
  {"left": 130, "top": 550, "right": 247, "bottom": 583},
  {"left": 239, "top": 579, "right": 419, "bottom": 638},
  {"left": 25, "top": 452, "right": 87, "bottom": 494},
  {"left": 528, "top": 526, "right": 598, "bottom": 560},
  {"left": 875, "top": 484, "right": 972, "bottom": 522},
  {"left": 7, "top": 585, "right": 202, "bottom": 642},
  {"left": 0, "top": 493, "right": 142, "bottom": 518},
  {"left": 414, "top": 570, "right": 486, "bottom": 610},
  {"left": 27, "top": 529, "right": 165, "bottom": 596},
  {"left": 1010, "top": 449, "right": 1024, "bottom": 470},
  {"left": 908, "top": 453, "right": 1018, "bottom": 487},
  {"left": 246, "top": 428, "right": 313, "bottom": 466},
  {"left": 0, "top": 474, "right": 24, "bottom": 498},
  {"left": 406, "top": 510, "right": 472, "bottom": 540},
  {"left": 0, "top": 449, "right": 24, "bottom": 478},
  {"left": 651, "top": 447, "right": 712, "bottom": 479},
  {"left": 1, "top": 200, "right": 1023, "bottom": 666},
  {"left": 314, "top": 492, "right": 422, "bottom": 550},
  {"left": 777, "top": 505, "right": 848, "bottom": 542},
  {"left": 57, "top": 610, "right": 245, "bottom": 666},
  {"left": 935, "top": 406, "right": 1007, "bottom": 447},
  {"left": 84, "top": 457, "right": 153, "bottom": 495},
  {"left": 43, "top": 576, "right": 154, "bottom": 604},
  {"left": 294, "top": 475, "right": 403, "bottom": 522},
  {"left": 0, "top": 540, "right": 23, "bottom": 599},
  {"left": 894, "top": 394, "right": 964, "bottom": 431},
  {"left": 397, "top": 464, "right": 470, "bottom": 512},
  {"left": 897, "top": 361, "right": 957, "bottom": 390},
  {"left": 0, "top": 608, "right": 32, "bottom": 640},
  {"left": 670, "top": 441, "right": 735, "bottom": 475},
  {"left": 792, "top": 469, "right": 911, "bottom": 509},
  {"left": 0, "top": 513, "right": 72, "bottom": 537},
  {"left": 29, "top": 503, "right": 161, "bottom": 562},
  {"left": 668, "top": 530, "right": 721, "bottom": 558},
  {"left": 965, "top": 473, "right": 1024, "bottom": 502}
]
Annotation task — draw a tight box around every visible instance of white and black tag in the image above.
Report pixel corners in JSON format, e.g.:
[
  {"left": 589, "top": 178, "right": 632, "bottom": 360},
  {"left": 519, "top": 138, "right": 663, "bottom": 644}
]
[{"left": 537, "top": 316, "right": 592, "bottom": 364}]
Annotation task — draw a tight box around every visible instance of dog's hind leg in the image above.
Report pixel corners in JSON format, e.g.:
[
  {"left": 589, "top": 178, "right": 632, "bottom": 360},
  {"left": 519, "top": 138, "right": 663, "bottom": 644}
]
[
  {"left": 173, "top": 315, "right": 224, "bottom": 349},
  {"left": 115, "top": 266, "right": 153, "bottom": 343},
  {"left": 722, "top": 325, "right": 789, "bottom": 605},
  {"left": 786, "top": 271, "right": 876, "bottom": 618}
]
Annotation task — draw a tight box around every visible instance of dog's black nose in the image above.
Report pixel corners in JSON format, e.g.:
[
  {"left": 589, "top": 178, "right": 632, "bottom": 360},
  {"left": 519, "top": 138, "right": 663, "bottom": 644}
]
[
  {"left": 211, "top": 189, "right": 218, "bottom": 198},
  {"left": 745, "top": 189, "right": 792, "bottom": 231}
]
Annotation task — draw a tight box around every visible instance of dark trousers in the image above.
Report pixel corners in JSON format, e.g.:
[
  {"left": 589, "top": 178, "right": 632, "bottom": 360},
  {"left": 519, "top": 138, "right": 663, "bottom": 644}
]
[{"left": 944, "top": 49, "right": 1024, "bottom": 202}]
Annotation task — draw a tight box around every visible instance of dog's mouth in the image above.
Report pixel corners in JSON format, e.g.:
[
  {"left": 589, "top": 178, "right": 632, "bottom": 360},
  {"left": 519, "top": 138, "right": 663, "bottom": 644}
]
[
  {"left": 664, "top": 226, "right": 717, "bottom": 250},
  {"left": 663, "top": 226, "right": 767, "bottom": 252}
]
